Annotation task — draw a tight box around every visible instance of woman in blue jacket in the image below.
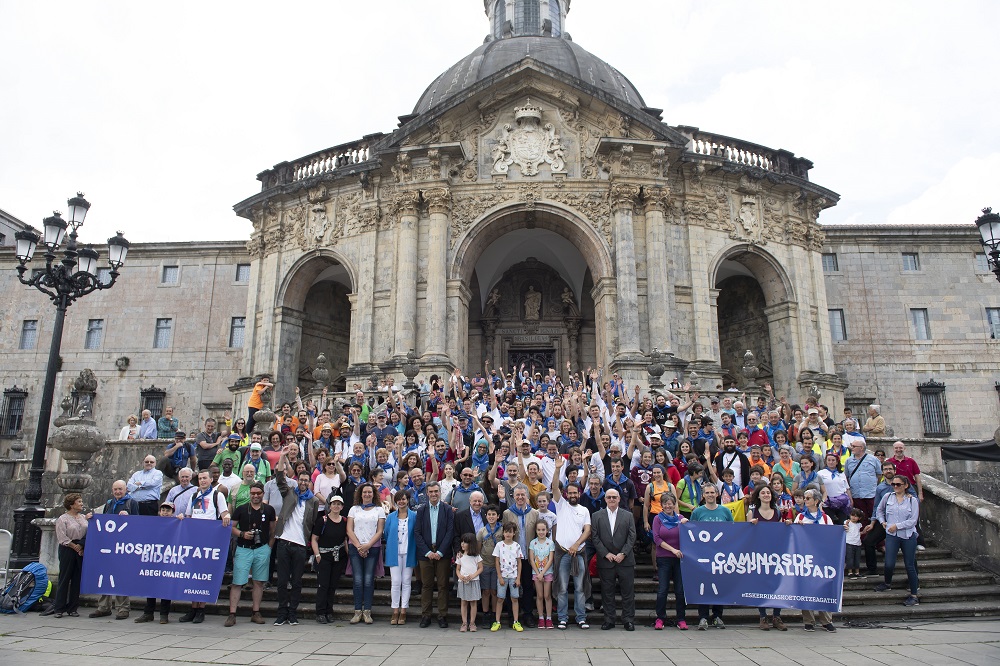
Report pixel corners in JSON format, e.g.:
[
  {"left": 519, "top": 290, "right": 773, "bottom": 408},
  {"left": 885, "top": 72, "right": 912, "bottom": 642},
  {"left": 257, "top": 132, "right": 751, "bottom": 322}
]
[{"left": 384, "top": 490, "right": 418, "bottom": 625}]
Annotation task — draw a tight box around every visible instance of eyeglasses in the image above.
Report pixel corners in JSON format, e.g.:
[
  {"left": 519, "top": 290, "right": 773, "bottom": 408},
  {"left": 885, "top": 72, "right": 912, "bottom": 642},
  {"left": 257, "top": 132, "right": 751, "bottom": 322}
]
[{"left": 890, "top": 482, "right": 904, "bottom": 487}]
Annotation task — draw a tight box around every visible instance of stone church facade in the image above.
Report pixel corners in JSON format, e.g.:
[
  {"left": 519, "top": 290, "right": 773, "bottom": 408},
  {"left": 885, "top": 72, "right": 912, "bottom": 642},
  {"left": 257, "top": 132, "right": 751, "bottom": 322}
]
[{"left": 0, "top": 0, "right": 997, "bottom": 448}]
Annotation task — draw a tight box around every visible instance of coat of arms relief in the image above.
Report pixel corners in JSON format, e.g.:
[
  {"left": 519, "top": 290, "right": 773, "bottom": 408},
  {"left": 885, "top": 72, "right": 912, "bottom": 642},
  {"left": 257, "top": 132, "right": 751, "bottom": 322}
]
[{"left": 492, "top": 100, "right": 566, "bottom": 176}]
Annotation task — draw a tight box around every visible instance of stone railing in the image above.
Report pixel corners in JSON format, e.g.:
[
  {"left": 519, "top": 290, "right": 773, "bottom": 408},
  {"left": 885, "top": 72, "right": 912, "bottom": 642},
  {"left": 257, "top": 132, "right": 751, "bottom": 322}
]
[
  {"left": 675, "top": 126, "right": 813, "bottom": 180},
  {"left": 257, "top": 134, "right": 385, "bottom": 190},
  {"left": 921, "top": 475, "right": 1000, "bottom": 576}
]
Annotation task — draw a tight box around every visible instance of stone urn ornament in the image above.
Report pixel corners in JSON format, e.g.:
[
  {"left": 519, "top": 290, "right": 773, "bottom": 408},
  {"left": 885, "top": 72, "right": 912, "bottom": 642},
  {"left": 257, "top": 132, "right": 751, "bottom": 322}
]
[
  {"left": 48, "top": 370, "right": 104, "bottom": 508},
  {"left": 252, "top": 376, "right": 277, "bottom": 434},
  {"left": 402, "top": 349, "right": 420, "bottom": 392},
  {"left": 312, "top": 352, "right": 331, "bottom": 392},
  {"left": 646, "top": 348, "right": 666, "bottom": 390},
  {"left": 741, "top": 349, "right": 760, "bottom": 388}
]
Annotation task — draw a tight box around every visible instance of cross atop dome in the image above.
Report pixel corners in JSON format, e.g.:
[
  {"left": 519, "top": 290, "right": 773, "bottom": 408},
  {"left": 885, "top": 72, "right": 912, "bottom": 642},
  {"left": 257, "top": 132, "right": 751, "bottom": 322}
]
[{"left": 486, "top": 0, "right": 569, "bottom": 40}]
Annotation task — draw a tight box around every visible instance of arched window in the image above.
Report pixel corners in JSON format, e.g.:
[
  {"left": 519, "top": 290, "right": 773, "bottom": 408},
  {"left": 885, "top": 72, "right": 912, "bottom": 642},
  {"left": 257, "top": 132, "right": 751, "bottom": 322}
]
[
  {"left": 514, "top": 0, "right": 540, "bottom": 35},
  {"left": 549, "top": 0, "right": 561, "bottom": 36},
  {"left": 493, "top": 0, "right": 506, "bottom": 40}
]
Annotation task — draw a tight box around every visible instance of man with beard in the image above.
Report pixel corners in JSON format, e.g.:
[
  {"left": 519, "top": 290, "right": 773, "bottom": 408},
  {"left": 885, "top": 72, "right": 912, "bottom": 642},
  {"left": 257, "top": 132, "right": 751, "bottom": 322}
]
[
  {"left": 225, "top": 481, "right": 275, "bottom": 627},
  {"left": 272, "top": 446, "right": 320, "bottom": 626},
  {"left": 551, "top": 456, "right": 591, "bottom": 630},
  {"left": 714, "top": 435, "right": 750, "bottom": 491},
  {"left": 214, "top": 433, "right": 244, "bottom": 468}
]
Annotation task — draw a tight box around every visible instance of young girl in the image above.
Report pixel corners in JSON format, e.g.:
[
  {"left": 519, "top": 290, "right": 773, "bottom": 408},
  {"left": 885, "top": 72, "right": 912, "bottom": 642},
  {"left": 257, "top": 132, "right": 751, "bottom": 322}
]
[
  {"left": 456, "top": 533, "right": 484, "bottom": 632},
  {"left": 529, "top": 520, "right": 555, "bottom": 629},
  {"left": 438, "top": 462, "right": 460, "bottom": 500},
  {"left": 844, "top": 508, "right": 863, "bottom": 578}
]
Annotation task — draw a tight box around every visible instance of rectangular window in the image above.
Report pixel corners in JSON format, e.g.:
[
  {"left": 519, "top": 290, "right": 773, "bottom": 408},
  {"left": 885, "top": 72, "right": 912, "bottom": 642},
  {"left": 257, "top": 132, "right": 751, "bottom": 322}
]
[
  {"left": 828, "top": 309, "right": 847, "bottom": 341},
  {"left": 822, "top": 253, "right": 839, "bottom": 272},
  {"left": 911, "top": 308, "right": 931, "bottom": 340},
  {"left": 235, "top": 263, "right": 251, "bottom": 283},
  {"left": 976, "top": 253, "right": 990, "bottom": 273},
  {"left": 19, "top": 320, "right": 38, "bottom": 350},
  {"left": 161, "top": 265, "right": 179, "bottom": 284},
  {"left": 96, "top": 267, "right": 112, "bottom": 286},
  {"left": 988, "top": 308, "right": 1000, "bottom": 339},
  {"left": 1, "top": 387, "right": 27, "bottom": 438},
  {"left": 153, "top": 318, "right": 173, "bottom": 348},
  {"left": 229, "top": 316, "right": 246, "bottom": 348},
  {"left": 140, "top": 385, "right": 166, "bottom": 423},
  {"left": 84, "top": 319, "right": 104, "bottom": 349},
  {"left": 902, "top": 252, "right": 920, "bottom": 271},
  {"left": 917, "top": 380, "right": 950, "bottom": 437}
]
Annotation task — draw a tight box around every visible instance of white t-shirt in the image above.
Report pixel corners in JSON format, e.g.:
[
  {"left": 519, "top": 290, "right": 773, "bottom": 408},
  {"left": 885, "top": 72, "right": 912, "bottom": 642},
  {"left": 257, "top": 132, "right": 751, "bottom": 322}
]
[
  {"left": 493, "top": 541, "right": 523, "bottom": 579},
  {"left": 845, "top": 521, "right": 862, "bottom": 546},
  {"left": 818, "top": 469, "right": 849, "bottom": 497},
  {"left": 218, "top": 474, "right": 241, "bottom": 493},
  {"left": 281, "top": 501, "right": 306, "bottom": 546},
  {"left": 458, "top": 554, "right": 483, "bottom": 580},
  {"left": 187, "top": 488, "right": 228, "bottom": 520},
  {"left": 348, "top": 505, "right": 383, "bottom": 545},
  {"left": 314, "top": 472, "right": 342, "bottom": 500},
  {"left": 553, "top": 497, "right": 591, "bottom": 551}
]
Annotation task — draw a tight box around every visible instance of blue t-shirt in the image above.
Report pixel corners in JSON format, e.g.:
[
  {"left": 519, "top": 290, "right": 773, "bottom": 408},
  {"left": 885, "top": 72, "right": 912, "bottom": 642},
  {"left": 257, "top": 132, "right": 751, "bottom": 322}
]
[
  {"left": 690, "top": 504, "right": 734, "bottom": 523},
  {"left": 167, "top": 442, "right": 195, "bottom": 467}
]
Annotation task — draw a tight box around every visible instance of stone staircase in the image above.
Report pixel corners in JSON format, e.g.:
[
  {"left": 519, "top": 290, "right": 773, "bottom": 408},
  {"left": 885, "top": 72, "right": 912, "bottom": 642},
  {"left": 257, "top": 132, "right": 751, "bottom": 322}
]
[{"left": 99, "top": 543, "right": 1000, "bottom": 625}]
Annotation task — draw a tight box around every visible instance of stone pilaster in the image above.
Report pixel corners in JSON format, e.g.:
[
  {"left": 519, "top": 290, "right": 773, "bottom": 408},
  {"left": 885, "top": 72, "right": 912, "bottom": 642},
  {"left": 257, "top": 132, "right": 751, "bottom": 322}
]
[
  {"left": 423, "top": 187, "right": 451, "bottom": 362},
  {"left": 392, "top": 190, "right": 421, "bottom": 359},
  {"left": 686, "top": 215, "right": 716, "bottom": 363},
  {"left": 643, "top": 186, "right": 672, "bottom": 354},
  {"left": 609, "top": 183, "right": 643, "bottom": 359}
]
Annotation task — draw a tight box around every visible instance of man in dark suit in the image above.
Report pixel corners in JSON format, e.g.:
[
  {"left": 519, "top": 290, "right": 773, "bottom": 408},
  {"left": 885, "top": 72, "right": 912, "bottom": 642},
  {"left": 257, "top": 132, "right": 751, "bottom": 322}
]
[
  {"left": 590, "top": 488, "right": 637, "bottom": 631},
  {"left": 414, "top": 481, "right": 455, "bottom": 628},
  {"left": 453, "top": 490, "right": 487, "bottom": 552}
]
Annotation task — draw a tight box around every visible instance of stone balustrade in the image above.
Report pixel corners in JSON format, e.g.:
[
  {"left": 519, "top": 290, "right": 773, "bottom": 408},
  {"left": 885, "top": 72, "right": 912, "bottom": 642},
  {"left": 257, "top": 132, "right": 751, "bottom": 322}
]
[
  {"left": 676, "top": 126, "right": 813, "bottom": 180},
  {"left": 257, "top": 134, "right": 385, "bottom": 190}
]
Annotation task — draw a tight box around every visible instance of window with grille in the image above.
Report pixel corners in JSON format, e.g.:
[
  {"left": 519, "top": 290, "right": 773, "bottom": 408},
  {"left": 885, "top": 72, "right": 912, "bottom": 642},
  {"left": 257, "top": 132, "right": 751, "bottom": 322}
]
[
  {"left": 976, "top": 253, "right": 991, "bottom": 273},
  {"left": 902, "top": 252, "right": 920, "bottom": 271},
  {"left": 514, "top": 0, "right": 540, "bottom": 34},
  {"left": 161, "top": 265, "right": 179, "bottom": 283},
  {"left": 828, "top": 309, "right": 847, "bottom": 341},
  {"left": 140, "top": 385, "right": 166, "bottom": 423},
  {"left": 493, "top": 0, "right": 506, "bottom": 38},
  {"left": 917, "top": 380, "right": 950, "bottom": 437},
  {"left": 235, "top": 263, "right": 251, "bottom": 283},
  {"left": 19, "top": 320, "right": 38, "bottom": 350},
  {"left": 1, "top": 387, "right": 27, "bottom": 438},
  {"left": 229, "top": 317, "right": 246, "bottom": 348},
  {"left": 988, "top": 308, "right": 1000, "bottom": 339},
  {"left": 911, "top": 308, "right": 931, "bottom": 340},
  {"left": 96, "top": 267, "right": 112, "bottom": 285},
  {"left": 153, "top": 318, "right": 173, "bottom": 348},
  {"left": 548, "top": 0, "right": 561, "bottom": 35},
  {"left": 85, "top": 319, "right": 104, "bottom": 349},
  {"left": 822, "top": 253, "right": 839, "bottom": 272}
]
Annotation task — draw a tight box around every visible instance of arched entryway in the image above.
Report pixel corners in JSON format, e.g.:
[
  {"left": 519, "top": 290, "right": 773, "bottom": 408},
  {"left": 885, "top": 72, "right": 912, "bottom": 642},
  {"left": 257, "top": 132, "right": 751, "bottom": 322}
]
[
  {"left": 275, "top": 251, "right": 356, "bottom": 393},
  {"left": 452, "top": 204, "right": 613, "bottom": 374}
]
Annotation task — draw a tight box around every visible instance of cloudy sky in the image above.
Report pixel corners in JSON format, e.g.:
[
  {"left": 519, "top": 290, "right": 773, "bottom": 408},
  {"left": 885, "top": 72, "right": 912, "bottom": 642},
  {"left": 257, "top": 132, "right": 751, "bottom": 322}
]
[{"left": 1, "top": 0, "right": 997, "bottom": 244}]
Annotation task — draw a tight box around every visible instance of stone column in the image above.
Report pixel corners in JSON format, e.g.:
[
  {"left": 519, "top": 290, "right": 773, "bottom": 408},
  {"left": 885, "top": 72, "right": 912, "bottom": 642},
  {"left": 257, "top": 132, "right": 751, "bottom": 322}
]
[
  {"left": 446, "top": 280, "right": 472, "bottom": 373},
  {"left": 349, "top": 226, "right": 377, "bottom": 372},
  {"left": 686, "top": 222, "right": 716, "bottom": 362},
  {"left": 643, "top": 186, "right": 673, "bottom": 354},
  {"left": 610, "top": 183, "right": 643, "bottom": 357},
  {"left": 423, "top": 187, "right": 450, "bottom": 362},
  {"left": 392, "top": 191, "right": 421, "bottom": 359}
]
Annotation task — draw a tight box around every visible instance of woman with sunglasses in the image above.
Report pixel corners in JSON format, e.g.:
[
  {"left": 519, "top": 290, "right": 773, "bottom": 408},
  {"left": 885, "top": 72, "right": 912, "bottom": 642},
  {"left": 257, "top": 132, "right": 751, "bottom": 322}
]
[
  {"left": 314, "top": 456, "right": 346, "bottom": 504},
  {"left": 874, "top": 475, "right": 920, "bottom": 606}
]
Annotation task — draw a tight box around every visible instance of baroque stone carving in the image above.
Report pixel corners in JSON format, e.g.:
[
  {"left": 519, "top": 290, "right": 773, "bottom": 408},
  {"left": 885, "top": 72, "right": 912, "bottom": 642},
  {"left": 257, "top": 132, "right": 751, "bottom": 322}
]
[
  {"left": 732, "top": 195, "right": 765, "bottom": 245},
  {"left": 424, "top": 187, "right": 452, "bottom": 215},
  {"left": 450, "top": 190, "right": 515, "bottom": 246},
  {"left": 492, "top": 100, "right": 567, "bottom": 176},
  {"left": 547, "top": 189, "right": 612, "bottom": 246},
  {"left": 609, "top": 183, "right": 641, "bottom": 212},
  {"left": 524, "top": 285, "right": 542, "bottom": 320},
  {"left": 391, "top": 152, "right": 412, "bottom": 183}
]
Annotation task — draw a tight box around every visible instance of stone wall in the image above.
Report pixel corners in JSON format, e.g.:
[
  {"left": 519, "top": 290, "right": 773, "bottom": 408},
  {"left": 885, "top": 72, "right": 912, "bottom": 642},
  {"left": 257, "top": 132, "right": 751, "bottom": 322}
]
[
  {"left": 921, "top": 475, "right": 1000, "bottom": 576},
  {"left": 823, "top": 225, "right": 1000, "bottom": 440}
]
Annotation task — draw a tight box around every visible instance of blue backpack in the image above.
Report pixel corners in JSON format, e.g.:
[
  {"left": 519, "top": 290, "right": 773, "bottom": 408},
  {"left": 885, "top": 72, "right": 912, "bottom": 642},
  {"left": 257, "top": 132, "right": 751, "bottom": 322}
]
[{"left": 0, "top": 562, "right": 50, "bottom": 614}]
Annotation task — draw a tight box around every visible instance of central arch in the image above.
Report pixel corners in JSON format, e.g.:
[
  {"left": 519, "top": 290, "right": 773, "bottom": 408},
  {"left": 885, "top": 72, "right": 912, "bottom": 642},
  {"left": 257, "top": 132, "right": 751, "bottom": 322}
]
[{"left": 451, "top": 202, "right": 616, "bottom": 373}]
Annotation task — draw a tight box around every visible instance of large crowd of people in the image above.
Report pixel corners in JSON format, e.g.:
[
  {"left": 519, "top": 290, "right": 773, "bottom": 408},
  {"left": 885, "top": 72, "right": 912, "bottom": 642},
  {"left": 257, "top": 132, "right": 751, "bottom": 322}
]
[{"left": 43, "top": 364, "right": 925, "bottom": 630}]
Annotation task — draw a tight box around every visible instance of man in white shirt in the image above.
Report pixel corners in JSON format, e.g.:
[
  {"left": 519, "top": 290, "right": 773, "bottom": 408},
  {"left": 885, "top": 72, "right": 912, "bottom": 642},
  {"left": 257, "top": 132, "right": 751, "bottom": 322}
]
[
  {"left": 177, "top": 469, "right": 230, "bottom": 624},
  {"left": 551, "top": 457, "right": 591, "bottom": 629},
  {"left": 217, "top": 458, "right": 242, "bottom": 494}
]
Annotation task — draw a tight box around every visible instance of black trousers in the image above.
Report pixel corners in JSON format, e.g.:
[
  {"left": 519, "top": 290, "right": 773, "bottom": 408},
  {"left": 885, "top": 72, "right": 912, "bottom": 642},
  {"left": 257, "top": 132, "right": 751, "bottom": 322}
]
[
  {"left": 315, "top": 552, "right": 348, "bottom": 615},
  {"left": 54, "top": 545, "right": 82, "bottom": 613},
  {"left": 275, "top": 540, "right": 309, "bottom": 616},
  {"left": 597, "top": 564, "right": 635, "bottom": 624},
  {"left": 863, "top": 521, "right": 887, "bottom": 574},
  {"left": 144, "top": 598, "right": 172, "bottom": 616},
  {"left": 137, "top": 500, "right": 160, "bottom": 516}
]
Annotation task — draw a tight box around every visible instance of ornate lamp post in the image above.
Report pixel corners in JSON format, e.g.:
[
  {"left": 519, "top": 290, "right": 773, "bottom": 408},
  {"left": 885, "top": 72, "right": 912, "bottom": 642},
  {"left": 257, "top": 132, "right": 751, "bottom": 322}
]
[
  {"left": 975, "top": 207, "right": 1000, "bottom": 283},
  {"left": 9, "top": 193, "right": 130, "bottom": 568}
]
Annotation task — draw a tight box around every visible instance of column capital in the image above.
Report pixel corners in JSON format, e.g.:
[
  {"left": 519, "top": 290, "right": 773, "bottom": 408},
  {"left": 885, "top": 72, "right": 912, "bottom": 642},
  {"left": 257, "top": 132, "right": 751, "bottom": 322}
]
[
  {"left": 391, "top": 190, "right": 421, "bottom": 217},
  {"left": 423, "top": 186, "right": 452, "bottom": 215},
  {"left": 609, "top": 183, "right": 641, "bottom": 212},
  {"left": 642, "top": 185, "right": 671, "bottom": 214}
]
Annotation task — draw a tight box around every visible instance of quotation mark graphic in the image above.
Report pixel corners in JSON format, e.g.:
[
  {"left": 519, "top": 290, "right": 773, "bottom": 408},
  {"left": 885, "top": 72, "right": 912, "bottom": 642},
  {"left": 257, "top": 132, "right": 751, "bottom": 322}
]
[
  {"left": 94, "top": 518, "right": 129, "bottom": 589},
  {"left": 688, "top": 528, "right": 723, "bottom": 596}
]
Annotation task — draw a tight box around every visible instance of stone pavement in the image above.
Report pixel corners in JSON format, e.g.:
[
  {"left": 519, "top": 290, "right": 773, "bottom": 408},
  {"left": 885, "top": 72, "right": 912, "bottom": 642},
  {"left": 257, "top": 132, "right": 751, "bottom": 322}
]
[{"left": 1, "top": 614, "right": 999, "bottom": 666}]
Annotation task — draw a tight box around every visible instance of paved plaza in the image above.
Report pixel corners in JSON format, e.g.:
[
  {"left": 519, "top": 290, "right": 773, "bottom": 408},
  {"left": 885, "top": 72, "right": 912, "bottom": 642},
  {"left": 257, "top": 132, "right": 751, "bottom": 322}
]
[{"left": 0, "top": 614, "right": 998, "bottom": 666}]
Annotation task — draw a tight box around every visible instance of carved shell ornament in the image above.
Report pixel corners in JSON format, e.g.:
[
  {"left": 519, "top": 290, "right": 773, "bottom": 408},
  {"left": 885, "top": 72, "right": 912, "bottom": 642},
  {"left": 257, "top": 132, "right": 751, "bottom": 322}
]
[{"left": 492, "top": 100, "right": 567, "bottom": 177}]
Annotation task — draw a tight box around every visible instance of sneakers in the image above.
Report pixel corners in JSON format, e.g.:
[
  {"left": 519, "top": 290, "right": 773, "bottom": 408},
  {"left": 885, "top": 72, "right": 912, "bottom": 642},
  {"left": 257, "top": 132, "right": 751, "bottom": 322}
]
[
  {"left": 557, "top": 619, "right": 568, "bottom": 630},
  {"left": 538, "top": 618, "right": 546, "bottom": 629},
  {"left": 759, "top": 617, "right": 770, "bottom": 631},
  {"left": 823, "top": 624, "right": 837, "bottom": 633},
  {"left": 159, "top": 616, "right": 169, "bottom": 624},
  {"left": 654, "top": 618, "right": 664, "bottom": 630},
  {"left": 803, "top": 624, "right": 815, "bottom": 632},
  {"left": 491, "top": 621, "right": 501, "bottom": 631},
  {"left": 512, "top": 620, "right": 524, "bottom": 632},
  {"left": 251, "top": 612, "right": 265, "bottom": 625},
  {"left": 698, "top": 618, "right": 709, "bottom": 630},
  {"left": 772, "top": 616, "right": 787, "bottom": 631},
  {"left": 224, "top": 614, "right": 237, "bottom": 627},
  {"left": 350, "top": 610, "right": 363, "bottom": 624},
  {"left": 677, "top": 620, "right": 688, "bottom": 630},
  {"left": 545, "top": 618, "right": 553, "bottom": 629},
  {"left": 316, "top": 615, "right": 328, "bottom": 624},
  {"left": 873, "top": 583, "right": 891, "bottom": 592},
  {"left": 713, "top": 617, "right": 726, "bottom": 629},
  {"left": 287, "top": 615, "right": 299, "bottom": 626},
  {"left": 273, "top": 616, "right": 287, "bottom": 626},
  {"left": 578, "top": 620, "right": 589, "bottom": 630},
  {"left": 917, "top": 545, "right": 926, "bottom": 552},
  {"left": 903, "top": 595, "right": 920, "bottom": 606}
]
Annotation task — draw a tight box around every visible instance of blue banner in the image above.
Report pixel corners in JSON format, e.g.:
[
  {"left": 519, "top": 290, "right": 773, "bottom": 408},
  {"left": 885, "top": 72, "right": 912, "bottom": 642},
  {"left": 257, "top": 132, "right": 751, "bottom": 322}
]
[
  {"left": 679, "top": 522, "right": 846, "bottom": 612},
  {"left": 80, "top": 515, "right": 230, "bottom": 602}
]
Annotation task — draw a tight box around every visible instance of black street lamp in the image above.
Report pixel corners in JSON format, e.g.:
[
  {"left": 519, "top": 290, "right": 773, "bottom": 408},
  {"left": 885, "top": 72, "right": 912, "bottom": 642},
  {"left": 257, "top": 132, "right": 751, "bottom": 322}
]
[
  {"left": 9, "top": 193, "right": 130, "bottom": 568},
  {"left": 975, "top": 207, "right": 1000, "bottom": 283}
]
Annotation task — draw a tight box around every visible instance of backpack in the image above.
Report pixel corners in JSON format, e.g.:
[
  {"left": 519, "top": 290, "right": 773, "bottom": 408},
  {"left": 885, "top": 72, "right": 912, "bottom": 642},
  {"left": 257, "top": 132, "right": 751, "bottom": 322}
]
[{"left": 0, "top": 562, "right": 49, "bottom": 614}]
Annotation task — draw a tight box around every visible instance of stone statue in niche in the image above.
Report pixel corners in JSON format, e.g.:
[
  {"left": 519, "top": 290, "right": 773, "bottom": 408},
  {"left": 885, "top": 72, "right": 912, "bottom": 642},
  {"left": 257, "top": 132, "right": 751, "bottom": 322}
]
[
  {"left": 524, "top": 285, "right": 542, "bottom": 320},
  {"left": 561, "top": 287, "right": 579, "bottom": 316},
  {"left": 736, "top": 196, "right": 763, "bottom": 244},
  {"left": 484, "top": 288, "right": 501, "bottom": 317},
  {"left": 492, "top": 100, "right": 567, "bottom": 177},
  {"left": 307, "top": 204, "right": 329, "bottom": 246}
]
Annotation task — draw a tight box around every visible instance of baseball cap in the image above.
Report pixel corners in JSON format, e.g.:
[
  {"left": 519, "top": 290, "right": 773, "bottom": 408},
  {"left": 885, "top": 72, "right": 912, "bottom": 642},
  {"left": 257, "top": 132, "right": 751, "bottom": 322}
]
[
  {"left": 174, "top": 431, "right": 186, "bottom": 439},
  {"left": 328, "top": 495, "right": 344, "bottom": 505},
  {"left": 249, "top": 443, "right": 262, "bottom": 451},
  {"left": 807, "top": 408, "right": 819, "bottom": 415},
  {"left": 649, "top": 432, "right": 663, "bottom": 440},
  {"left": 227, "top": 433, "right": 242, "bottom": 441},
  {"left": 159, "top": 501, "right": 175, "bottom": 511}
]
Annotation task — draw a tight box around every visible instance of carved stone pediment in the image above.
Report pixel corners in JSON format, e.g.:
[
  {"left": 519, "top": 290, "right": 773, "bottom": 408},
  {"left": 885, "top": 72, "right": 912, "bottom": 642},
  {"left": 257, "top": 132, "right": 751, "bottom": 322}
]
[{"left": 491, "top": 99, "right": 567, "bottom": 177}]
